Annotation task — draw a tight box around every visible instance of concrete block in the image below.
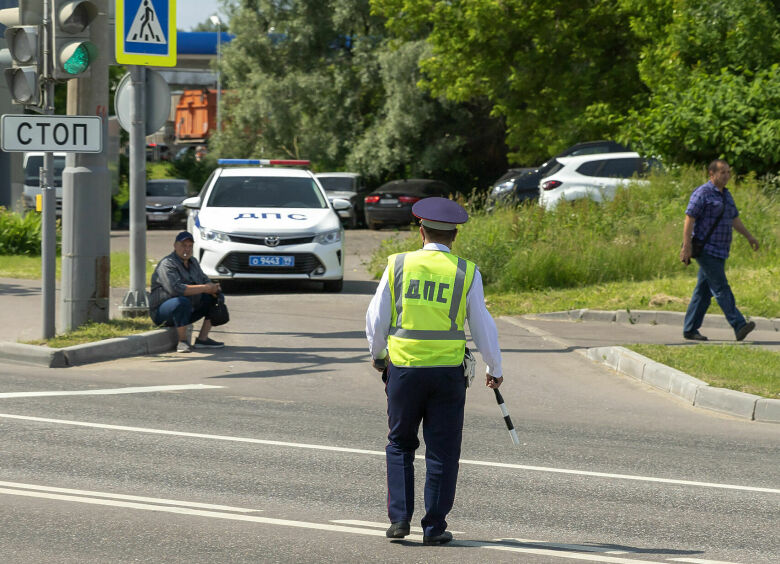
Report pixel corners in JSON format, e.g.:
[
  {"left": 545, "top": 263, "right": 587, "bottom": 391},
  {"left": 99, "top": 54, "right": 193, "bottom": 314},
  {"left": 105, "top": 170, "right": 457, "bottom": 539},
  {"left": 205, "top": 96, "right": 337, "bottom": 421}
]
[
  {"left": 0, "top": 341, "right": 66, "bottom": 368},
  {"left": 669, "top": 371, "right": 708, "bottom": 404},
  {"left": 530, "top": 311, "right": 573, "bottom": 321},
  {"left": 752, "top": 317, "right": 775, "bottom": 332},
  {"left": 579, "top": 309, "right": 617, "bottom": 322},
  {"left": 753, "top": 399, "right": 780, "bottom": 423},
  {"left": 652, "top": 311, "right": 686, "bottom": 326},
  {"left": 143, "top": 328, "right": 177, "bottom": 354},
  {"left": 63, "top": 336, "right": 147, "bottom": 366},
  {"left": 587, "top": 346, "right": 621, "bottom": 370},
  {"left": 641, "top": 362, "right": 673, "bottom": 392},
  {"left": 617, "top": 349, "right": 647, "bottom": 380},
  {"left": 615, "top": 310, "right": 643, "bottom": 325},
  {"left": 694, "top": 387, "right": 759, "bottom": 420}
]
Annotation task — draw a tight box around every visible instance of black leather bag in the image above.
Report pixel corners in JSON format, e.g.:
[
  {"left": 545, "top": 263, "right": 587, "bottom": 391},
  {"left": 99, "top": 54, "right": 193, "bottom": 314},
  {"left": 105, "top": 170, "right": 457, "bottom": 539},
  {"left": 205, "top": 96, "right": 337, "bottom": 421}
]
[
  {"left": 208, "top": 293, "right": 230, "bottom": 326},
  {"left": 690, "top": 237, "right": 706, "bottom": 258}
]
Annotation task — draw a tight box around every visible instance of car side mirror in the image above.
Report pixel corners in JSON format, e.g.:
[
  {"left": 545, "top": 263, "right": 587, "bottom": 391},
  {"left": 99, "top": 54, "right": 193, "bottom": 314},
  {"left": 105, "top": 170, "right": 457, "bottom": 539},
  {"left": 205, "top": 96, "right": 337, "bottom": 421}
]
[
  {"left": 331, "top": 198, "right": 351, "bottom": 211},
  {"left": 182, "top": 196, "right": 201, "bottom": 209}
]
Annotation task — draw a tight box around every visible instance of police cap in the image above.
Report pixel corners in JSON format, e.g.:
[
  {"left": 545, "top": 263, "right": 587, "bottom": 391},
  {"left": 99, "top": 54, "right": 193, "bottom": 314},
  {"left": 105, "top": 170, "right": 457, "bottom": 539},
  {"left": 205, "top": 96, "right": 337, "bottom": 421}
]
[{"left": 412, "top": 197, "right": 468, "bottom": 231}]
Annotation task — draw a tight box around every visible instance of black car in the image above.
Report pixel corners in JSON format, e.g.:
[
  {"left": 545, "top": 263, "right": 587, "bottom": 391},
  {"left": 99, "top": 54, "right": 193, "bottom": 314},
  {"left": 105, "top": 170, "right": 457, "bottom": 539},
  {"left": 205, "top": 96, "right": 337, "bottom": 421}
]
[
  {"left": 315, "top": 172, "right": 370, "bottom": 229},
  {"left": 487, "top": 140, "right": 630, "bottom": 208},
  {"left": 363, "top": 179, "right": 452, "bottom": 229},
  {"left": 145, "top": 179, "right": 192, "bottom": 228}
]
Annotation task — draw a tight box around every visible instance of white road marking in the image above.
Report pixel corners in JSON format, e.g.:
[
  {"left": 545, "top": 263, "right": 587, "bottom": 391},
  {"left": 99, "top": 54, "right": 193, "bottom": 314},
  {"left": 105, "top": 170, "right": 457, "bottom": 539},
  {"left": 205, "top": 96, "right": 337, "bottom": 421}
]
[
  {"left": 0, "top": 480, "right": 261, "bottom": 513},
  {"left": 497, "top": 538, "right": 627, "bottom": 554},
  {"left": 0, "top": 486, "right": 742, "bottom": 564},
  {"left": 331, "top": 519, "right": 464, "bottom": 534},
  {"left": 1, "top": 412, "right": 777, "bottom": 495},
  {"left": 0, "top": 384, "right": 223, "bottom": 399},
  {"left": 670, "top": 559, "right": 743, "bottom": 564}
]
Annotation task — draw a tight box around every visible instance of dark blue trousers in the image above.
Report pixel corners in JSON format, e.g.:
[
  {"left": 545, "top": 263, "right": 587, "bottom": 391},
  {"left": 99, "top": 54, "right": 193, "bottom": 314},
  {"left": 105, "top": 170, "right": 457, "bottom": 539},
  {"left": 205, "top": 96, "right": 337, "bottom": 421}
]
[
  {"left": 152, "top": 295, "right": 214, "bottom": 328},
  {"left": 683, "top": 252, "right": 746, "bottom": 335},
  {"left": 385, "top": 364, "right": 466, "bottom": 537}
]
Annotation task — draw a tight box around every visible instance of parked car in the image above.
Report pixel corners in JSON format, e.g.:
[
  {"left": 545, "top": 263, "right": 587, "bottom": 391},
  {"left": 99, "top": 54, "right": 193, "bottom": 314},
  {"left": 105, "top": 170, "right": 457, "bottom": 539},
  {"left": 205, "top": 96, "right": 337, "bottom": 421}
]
[
  {"left": 363, "top": 179, "right": 452, "bottom": 229},
  {"left": 145, "top": 179, "right": 192, "bottom": 227},
  {"left": 538, "top": 152, "right": 660, "bottom": 210},
  {"left": 182, "top": 163, "right": 348, "bottom": 292},
  {"left": 21, "top": 152, "right": 66, "bottom": 215},
  {"left": 315, "top": 172, "right": 370, "bottom": 229},
  {"left": 146, "top": 143, "right": 171, "bottom": 162},
  {"left": 487, "top": 140, "right": 630, "bottom": 208}
]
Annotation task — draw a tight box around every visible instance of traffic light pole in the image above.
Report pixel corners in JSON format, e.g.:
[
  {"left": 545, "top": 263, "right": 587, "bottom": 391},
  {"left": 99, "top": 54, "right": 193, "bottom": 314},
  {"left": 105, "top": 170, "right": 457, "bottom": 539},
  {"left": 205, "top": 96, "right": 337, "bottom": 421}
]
[
  {"left": 41, "top": 0, "right": 55, "bottom": 338},
  {"left": 60, "top": 0, "right": 110, "bottom": 331},
  {"left": 120, "top": 64, "right": 148, "bottom": 316}
]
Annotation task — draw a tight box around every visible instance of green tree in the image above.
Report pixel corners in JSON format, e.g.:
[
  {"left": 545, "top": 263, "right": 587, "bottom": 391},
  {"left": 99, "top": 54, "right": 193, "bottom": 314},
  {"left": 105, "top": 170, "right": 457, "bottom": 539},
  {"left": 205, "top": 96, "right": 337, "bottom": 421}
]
[
  {"left": 617, "top": 0, "right": 780, "bottom": 175},
  {"left": 372, "top": 0, "right": 645, "bottom": 166},
  {"left": 215, "top": 0, "right": 506, "bottom": 189}
]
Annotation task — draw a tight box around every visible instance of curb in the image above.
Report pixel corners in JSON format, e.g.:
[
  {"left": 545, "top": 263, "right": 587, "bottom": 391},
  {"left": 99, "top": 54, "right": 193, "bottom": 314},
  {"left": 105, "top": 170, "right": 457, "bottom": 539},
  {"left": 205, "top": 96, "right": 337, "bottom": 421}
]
[
  {"left": 0, "top": 328, "right": 178, "bottom": 368},
  {"left": 501, "top": 316, "right": 779, "bottom": 423},
  {"left": 527, "top": 309, "right": 780, "bottom": 331},
  {"left": 586, "top": 346, "right": 778, "bottom": 423}
]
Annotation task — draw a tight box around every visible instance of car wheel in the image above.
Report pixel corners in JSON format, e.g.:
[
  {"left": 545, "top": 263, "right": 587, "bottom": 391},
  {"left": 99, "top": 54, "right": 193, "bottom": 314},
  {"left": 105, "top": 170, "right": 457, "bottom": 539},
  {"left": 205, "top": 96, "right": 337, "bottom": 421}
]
[
  {"left": 348, "top": 210, "right": 359, "bottom": 229},
  {"left": 323, "top": 279, "right": 343, "bottom": 293}
]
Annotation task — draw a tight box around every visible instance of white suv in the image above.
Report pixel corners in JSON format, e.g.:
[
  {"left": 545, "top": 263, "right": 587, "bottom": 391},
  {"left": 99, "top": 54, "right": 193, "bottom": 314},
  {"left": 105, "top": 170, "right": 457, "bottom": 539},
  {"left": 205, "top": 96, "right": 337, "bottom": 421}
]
[
  {"left": 184, "top": 163, "right": 350, "bottom": 292},
  {"left": 539, "top": 152, "right": 659, "bottom": 210}
]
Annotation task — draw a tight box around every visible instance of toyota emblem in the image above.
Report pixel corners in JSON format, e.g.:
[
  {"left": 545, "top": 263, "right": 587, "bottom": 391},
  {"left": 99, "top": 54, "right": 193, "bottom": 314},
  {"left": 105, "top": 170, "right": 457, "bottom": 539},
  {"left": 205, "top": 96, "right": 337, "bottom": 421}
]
[{"left": 265, "top": 236, "right": 281, "bottom": 247}]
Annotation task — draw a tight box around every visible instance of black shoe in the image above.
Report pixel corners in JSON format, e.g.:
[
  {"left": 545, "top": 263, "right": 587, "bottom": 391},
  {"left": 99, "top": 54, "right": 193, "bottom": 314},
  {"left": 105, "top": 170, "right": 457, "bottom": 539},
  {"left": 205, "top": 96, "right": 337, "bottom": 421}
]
[
  {"left": 193, "top": 337, "right": 225, "bottom": 349},
  {"left": 386, "top": 521, "right": 410, "bottom": 539},
  {"left": 423, "top": 531, "right": 453, "bottom": 545},
  {"left": 736, "top": 321, "right": 756, "bottom": 342},
  {"left": 683, "top": 331, "right": 708, "bottom": 341}
]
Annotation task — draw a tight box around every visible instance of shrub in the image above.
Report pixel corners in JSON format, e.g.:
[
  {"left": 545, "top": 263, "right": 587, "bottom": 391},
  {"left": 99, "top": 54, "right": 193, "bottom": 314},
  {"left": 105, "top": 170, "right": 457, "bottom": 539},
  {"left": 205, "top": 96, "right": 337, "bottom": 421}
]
[{"left": 0, "top": 208, "right": 53, "bottom": 255}]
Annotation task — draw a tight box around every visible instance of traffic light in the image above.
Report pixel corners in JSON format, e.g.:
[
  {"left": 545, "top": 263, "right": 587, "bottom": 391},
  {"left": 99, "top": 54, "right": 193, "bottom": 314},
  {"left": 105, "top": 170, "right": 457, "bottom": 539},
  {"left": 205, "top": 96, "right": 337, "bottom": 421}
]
[
  {"left": 0, "top": 2, "right": 43, "bottom": 106},
  {"left": 51, "top": 1, "right": 98, "bottom": 80}
]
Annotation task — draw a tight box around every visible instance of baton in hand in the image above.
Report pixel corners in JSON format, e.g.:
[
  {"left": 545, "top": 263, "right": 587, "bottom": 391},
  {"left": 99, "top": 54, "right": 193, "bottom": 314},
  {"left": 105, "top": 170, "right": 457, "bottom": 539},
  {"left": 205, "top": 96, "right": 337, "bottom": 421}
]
[{"left": 492, "top": 379, "right": 520, "bottom": 445}]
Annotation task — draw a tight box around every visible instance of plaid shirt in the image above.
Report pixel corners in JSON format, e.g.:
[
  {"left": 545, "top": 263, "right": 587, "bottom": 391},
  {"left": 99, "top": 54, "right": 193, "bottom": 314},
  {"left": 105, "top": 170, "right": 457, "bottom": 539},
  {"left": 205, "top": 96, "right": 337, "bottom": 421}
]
[{"left": 685, "top": 181, "right": 739, "bottom": 259}]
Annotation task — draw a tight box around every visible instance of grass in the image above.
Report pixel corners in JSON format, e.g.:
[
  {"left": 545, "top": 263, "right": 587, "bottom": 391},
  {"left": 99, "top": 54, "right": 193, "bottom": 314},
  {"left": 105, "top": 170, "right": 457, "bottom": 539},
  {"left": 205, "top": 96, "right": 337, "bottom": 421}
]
[
  {"left": 0, "top": 251, "right": 155, "bottom": 286},
  {"left": 627, "top": 344, "right": 779, "bottom": 398},
  {"left": 25, "top": 318, "right": 158, "bottom": 348}
]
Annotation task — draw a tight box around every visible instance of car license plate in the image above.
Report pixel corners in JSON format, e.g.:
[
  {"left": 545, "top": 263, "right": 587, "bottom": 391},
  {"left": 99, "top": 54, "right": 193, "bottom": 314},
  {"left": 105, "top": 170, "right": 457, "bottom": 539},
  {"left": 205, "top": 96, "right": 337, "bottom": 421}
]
[
  {"left": 381, "top": 198, "right": 399, "bottom": 205},
  {"left": 147, "top": 214, "right": 168, "bottom": 221},
  {"left": 249, "top": 255, "right": 294, "bottom": 267}
]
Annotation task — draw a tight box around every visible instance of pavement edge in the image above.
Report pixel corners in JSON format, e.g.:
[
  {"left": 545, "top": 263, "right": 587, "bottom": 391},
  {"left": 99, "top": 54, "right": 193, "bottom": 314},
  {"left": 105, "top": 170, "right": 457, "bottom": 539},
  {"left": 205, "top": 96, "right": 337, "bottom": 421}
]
[
  {"left": 0, "top": 328, "right": 178, "bottom": 368},
  {"left": 502, "top": 316, "right": 779, "bottom": 423}
]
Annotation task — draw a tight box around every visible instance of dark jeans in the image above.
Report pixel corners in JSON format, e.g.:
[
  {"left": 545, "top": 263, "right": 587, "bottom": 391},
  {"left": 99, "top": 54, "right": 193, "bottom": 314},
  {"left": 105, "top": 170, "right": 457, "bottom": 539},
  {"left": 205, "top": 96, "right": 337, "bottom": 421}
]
[
  {"left": 385, "top": 364, "right": 466, "bottom": 537},
  {"left": 683, "top": 252, "right": 746, "bottom": 336},
  {"left": 152, "top": 294, "right": 214, "bottom": 328}
]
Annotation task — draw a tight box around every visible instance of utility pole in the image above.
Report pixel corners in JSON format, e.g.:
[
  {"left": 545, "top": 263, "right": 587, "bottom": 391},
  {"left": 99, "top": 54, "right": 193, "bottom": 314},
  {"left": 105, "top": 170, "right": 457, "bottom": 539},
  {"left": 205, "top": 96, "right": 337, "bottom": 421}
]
[{"left": 59, "top": 0, "right": 109, "bottom": 331}]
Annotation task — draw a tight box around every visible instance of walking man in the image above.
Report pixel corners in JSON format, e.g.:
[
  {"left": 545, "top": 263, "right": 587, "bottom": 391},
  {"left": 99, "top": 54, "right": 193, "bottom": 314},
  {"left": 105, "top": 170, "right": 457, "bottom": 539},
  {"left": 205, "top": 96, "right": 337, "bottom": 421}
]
[
  {"left": 366, "top": 197, "right": 503, "bottom": 545},
  {"left": 680, "top": 160, "right": 759, "bottom": 341}
]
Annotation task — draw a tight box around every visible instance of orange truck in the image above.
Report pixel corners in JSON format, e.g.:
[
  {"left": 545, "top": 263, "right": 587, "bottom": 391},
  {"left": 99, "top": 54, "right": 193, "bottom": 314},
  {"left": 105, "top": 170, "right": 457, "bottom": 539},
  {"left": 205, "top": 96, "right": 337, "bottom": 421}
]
[{"left": 175, "top": 89, "right": 218, "bottom": 143}]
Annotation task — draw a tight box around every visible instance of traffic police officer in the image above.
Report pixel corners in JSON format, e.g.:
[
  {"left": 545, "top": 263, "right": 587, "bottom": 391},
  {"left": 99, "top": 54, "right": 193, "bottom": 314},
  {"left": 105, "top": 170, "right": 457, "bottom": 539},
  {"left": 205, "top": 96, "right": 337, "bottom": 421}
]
[{"left": 365, "top": 197, "right": 503, "bottom": 545}]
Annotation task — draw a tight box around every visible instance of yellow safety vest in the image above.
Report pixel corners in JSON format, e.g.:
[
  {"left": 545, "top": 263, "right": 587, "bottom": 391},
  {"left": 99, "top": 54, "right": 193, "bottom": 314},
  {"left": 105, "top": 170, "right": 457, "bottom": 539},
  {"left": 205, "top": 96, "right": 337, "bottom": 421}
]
[{"left": 387, "top": 249, "right": 476, "bottom": 367}]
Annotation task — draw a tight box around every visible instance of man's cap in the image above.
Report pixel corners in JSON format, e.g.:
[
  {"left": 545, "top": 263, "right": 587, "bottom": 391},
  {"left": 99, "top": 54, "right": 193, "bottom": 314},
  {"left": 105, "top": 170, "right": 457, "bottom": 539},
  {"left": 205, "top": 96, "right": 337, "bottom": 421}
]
[
  {"left": 412, "top": 197, "right": 468, "bottom": 231},
  {"left": 175, "top": 231, "right": 194, "bottom": 242}
]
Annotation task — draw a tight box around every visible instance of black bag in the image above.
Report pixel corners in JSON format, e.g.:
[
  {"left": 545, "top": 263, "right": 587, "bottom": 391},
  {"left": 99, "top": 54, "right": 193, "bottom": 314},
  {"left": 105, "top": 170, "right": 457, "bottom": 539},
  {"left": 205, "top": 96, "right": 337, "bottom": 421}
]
[
  {"left": 208, "top": 293, "right": 230, "bottom": 326},
  {"left": 690, "top": 237, "right": 706, "bottom": 258}
]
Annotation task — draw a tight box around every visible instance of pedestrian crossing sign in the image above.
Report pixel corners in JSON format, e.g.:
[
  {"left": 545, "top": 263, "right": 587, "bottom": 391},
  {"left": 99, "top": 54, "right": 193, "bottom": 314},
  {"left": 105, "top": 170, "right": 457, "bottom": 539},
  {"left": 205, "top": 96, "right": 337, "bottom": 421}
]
[{"left": 115, "top": 0, "right": 177, "bottom": 66}]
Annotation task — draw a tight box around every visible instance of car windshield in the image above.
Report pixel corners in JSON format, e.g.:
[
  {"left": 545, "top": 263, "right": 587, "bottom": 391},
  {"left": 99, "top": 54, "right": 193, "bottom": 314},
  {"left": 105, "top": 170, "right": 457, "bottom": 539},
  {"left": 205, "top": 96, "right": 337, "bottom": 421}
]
[
  {"left": 318, "top": 177, "right": 355, "bottom": 192},
  {"left": 207, "top": 176, "right": 328, "bottom": 208},
  {"left": 25, "top": 156, "right": 66, "bottom": 187},
  {"left": 147, "top": 182, "right": 189, "bottom": 197}
]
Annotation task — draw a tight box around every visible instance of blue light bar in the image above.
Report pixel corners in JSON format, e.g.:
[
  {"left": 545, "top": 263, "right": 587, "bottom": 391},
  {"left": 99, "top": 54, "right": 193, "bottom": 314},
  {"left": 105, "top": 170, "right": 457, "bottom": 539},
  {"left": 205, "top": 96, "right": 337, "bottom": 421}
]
[{"left": 218, "top": 159, "right": 262, "bottom": 165}]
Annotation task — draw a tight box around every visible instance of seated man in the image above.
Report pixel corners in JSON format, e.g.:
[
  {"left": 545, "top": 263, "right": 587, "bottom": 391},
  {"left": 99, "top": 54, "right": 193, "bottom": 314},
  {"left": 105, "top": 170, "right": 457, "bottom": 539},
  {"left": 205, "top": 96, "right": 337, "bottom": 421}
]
[{"left": 149, "top": 231, "right": 225, "bottom": 353}]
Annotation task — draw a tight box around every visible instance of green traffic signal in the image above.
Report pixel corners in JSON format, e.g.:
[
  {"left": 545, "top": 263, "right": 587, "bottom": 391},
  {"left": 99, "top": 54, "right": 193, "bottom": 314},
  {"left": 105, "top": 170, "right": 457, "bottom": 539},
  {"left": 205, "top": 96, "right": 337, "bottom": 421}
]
[{"left": 61, "top": 41, "right": 97, "bottom": 75}]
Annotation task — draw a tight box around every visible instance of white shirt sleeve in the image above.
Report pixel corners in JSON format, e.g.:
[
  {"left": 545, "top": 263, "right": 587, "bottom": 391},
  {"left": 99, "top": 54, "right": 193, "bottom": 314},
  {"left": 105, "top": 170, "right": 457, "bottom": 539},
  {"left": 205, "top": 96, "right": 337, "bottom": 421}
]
[
  {"left": 466, "top": 267, "right": 503, "bottom": 379},
  {"left": 365, "top": 266, "right": 391, "bottom": 360}
]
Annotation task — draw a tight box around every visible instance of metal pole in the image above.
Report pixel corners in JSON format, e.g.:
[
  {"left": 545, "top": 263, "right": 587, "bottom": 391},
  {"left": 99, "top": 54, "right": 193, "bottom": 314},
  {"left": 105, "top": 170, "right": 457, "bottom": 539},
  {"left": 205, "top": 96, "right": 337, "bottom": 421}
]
[
  {"left": 61, "top": 0, "right": 110, "bottom": 331},
  {"left": 120, "top": 64, "right": 148, "bottom": 316},
  {"left": 40, "top": 0, "right": 55, "bottom": 339},
  {"left": 216, "top": 31, "right": 221, "bottom": 133}
]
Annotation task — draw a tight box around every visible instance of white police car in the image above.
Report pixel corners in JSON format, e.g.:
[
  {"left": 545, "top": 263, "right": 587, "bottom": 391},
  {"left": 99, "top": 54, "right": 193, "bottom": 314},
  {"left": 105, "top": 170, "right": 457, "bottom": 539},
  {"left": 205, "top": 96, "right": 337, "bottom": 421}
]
[{"left": 183, "top": 159, "right": 349, "bottom": 292}]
